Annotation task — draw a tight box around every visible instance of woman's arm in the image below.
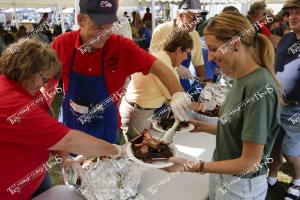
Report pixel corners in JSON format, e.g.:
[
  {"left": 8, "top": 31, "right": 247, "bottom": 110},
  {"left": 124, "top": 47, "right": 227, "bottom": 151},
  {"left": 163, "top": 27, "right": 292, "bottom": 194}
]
[
  {"left": 189, "top": 119, "right": 217, "bottom": 135},
  {"left": 199, "top": 142, "right": 264, "bottom": 174},
  {"left": 172, "top": 142, "right": 265, "bottom": 175},
  {"left": 48, "top": 129, "right": 119, "bottom": 156}
]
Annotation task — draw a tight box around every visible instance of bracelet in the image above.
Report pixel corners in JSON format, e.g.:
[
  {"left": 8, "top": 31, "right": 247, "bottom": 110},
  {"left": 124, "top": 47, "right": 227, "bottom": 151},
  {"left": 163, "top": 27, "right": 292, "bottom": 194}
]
[
  {"left": 198, "top": 160, "right": 206, "bottom": 175},
  {"left": 110, "top": 144, "right": 122, "bottom": 158}
]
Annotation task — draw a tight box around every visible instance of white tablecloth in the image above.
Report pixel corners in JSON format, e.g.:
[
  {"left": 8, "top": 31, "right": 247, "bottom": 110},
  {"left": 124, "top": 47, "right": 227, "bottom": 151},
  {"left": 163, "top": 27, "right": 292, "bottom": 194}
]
[{"left": 33, "top": 131, "right": 216, "bottom": 200}]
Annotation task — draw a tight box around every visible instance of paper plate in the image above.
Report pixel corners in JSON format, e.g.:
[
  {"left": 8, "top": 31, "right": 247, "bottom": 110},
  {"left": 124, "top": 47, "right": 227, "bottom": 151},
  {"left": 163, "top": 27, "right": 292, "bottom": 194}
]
[
  {"left": 152, "top": 120, "right": 195, "bottom": 134},
  {"left": 126, "top": 143, "right": 175, "bottom": 169}
]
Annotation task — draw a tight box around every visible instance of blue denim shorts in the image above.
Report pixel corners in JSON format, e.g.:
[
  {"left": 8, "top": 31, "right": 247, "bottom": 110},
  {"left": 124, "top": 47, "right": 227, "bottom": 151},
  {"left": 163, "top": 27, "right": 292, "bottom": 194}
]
[{"left": 280, "top": 106, "right": 300, "bottom": 157}]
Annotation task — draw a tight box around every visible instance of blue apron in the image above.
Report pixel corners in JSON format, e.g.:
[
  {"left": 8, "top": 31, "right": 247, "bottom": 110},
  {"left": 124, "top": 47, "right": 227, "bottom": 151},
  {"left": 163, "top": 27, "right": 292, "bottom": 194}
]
[
  {"left": 59, "top": 48, "right": 119, "bottom": 144},
  {"left": 180, "top": 53, "right": 192, "bottom": 91}
]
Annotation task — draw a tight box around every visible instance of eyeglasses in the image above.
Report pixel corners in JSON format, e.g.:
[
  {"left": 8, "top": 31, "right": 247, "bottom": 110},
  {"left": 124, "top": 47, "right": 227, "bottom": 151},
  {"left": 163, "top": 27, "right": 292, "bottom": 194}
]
[{"left": 39, "top": 72, "right": 50, "bottom": 84}]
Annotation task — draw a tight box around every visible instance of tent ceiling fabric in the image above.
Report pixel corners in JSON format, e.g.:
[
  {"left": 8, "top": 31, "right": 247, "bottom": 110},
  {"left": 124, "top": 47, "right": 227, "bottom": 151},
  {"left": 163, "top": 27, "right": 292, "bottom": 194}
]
[
  {"left": 0, "top": 0, "right": 284, "bottom": 9},
  {"left": 0, "top": 0, "right": 74, "bottom": 8}
]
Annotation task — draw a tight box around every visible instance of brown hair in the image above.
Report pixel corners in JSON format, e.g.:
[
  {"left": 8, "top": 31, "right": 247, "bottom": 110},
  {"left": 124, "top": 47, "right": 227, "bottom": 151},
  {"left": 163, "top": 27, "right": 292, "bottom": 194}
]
[
  {"left": 248, "top": 1, "right": 267, "bottom": 17},
  {"left": 204, "top": 11, "right": 283, "bottom": 101},
  {"left": 0, "top": 39, "right": 61, "bottom": 82},
  {"left": 164, "top": 31, "right": 193, "bottom": 52}
]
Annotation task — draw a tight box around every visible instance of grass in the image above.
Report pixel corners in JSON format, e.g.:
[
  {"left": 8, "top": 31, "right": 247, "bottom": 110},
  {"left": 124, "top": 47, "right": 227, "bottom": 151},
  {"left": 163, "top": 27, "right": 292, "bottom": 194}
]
[{"left": 47, "top": 92, "right": 294, "bottom": 199}]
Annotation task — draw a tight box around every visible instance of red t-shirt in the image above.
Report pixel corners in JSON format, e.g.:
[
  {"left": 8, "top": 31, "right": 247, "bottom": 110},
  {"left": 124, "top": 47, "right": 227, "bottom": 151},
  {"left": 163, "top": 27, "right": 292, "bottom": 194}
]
[
  {"left": 0, "top": 76, "right": 69, "bottom": 200},
  {"left": 51, "top": 30, "right": 157, "bottom": 96}
]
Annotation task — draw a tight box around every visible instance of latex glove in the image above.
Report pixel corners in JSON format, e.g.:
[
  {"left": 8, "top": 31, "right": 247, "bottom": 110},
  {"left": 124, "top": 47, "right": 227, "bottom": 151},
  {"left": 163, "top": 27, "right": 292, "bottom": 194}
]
[
  {"left": 63, "top": 157, "right": 87, "bottom": 184},
  {"left": 110, "top": 143, "right": 128, "bottom": 158},
  {"left": 170, "top": 92, "right": 192, "bottom": 121},
  {"left": 176, "top": 65, "right": 194, "bottom": 80},
  {"left": 161, "top": 120, "right": 180, "bottom": 143},
  {"left": 202, "top": 99, "right": 217, "bottom": 111}
]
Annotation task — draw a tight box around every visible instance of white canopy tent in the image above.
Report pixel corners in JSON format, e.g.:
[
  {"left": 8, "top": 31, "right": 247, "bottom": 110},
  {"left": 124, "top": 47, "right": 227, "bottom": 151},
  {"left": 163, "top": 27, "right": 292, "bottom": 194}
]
[
  {"left": 0, "top": 0, "right": 76, "bottom": 32},
  {"left": 0, "top": 0, "right": 74, "bottom": 8},
  {"left": 0, "top": 0, "right": 285, "bottom": 32}
]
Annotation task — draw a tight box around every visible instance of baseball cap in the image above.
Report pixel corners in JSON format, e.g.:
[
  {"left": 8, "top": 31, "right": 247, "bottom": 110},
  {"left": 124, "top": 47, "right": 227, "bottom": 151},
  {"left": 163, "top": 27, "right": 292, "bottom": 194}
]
[
  {"left": 283, "top": 0, "right": 300, "bottom": 9},
  {"left": 178, "top": 0, "right": 208, "bottom": 15},
  {"left": 80, "top": 0, "right": 118, "bottom": 25}
]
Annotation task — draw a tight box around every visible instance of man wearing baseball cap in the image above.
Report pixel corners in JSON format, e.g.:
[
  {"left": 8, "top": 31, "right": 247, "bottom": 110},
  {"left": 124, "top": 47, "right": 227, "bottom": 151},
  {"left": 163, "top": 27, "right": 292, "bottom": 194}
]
[
  {"left": 268, "top": 1, "right": 300, "bottom": 199},
  {"left": 150, "top": 0, "right": 207, "bottom": 91},
  {"left": 51, "top": 0, "right": 191, "bottom": 144}
]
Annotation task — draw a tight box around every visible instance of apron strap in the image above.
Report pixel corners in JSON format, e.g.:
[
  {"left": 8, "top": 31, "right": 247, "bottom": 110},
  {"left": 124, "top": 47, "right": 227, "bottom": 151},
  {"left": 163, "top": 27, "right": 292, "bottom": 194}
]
[{"left": 70, "top": 48, "right": 77, "bottom": 70}]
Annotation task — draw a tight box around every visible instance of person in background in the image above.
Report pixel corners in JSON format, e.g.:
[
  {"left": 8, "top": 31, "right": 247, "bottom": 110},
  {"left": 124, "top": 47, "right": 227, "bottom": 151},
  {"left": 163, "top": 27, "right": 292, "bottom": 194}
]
[
  {"left": 268, "top": 1, "right": 300, "bottom": 199},
  {"left": 120, "top": 31, "right": 193, "bottom": 140},
  {"left": 52, "top": 24, "right": 62, "bottom": 40},
  {"left": 124, "top": 11, "right": 130, "bottom": 20},
  {"left": 9, "top": 26, "right": 17, "bottom": 39},
  {"left": 143, "top": 7, "right": 152, "bottom": 30},
  {"left": 113, "top": 13, "right": 133, "bottom": 39},
  {"left": 51, "top": 0, "right": 192, "bottom": 146},
  {"left": 0, "top": 25, "right": 5, "bottom": 55},
  {"left": 131, "top": 11, "right": 143, "bottom": 38},
  {"left": 222, "top": 6, "right": 240, "bottom": 12},
  {"left": 150, "top": 0, "right": 207, "bottom": 91},
  {"left": 39, "top": 13, "right": 49, "bottom": 25},
  {"left": 164, "top": 11, "right": 282, "bottom": 200},
  {"left": 247, "top": 1, "right": 281, "bottom": 48},
  {"left": 3, "top": 32, "right": 15, "bottom": 46},
  {"left": 140, "top": 21, "right": 152, "bottom": 50},
  {"left": 271, "top": 10, "right": 290, "bottom": 37},
  {"left": 16, "top": 25, "right": 27, "bottom": 39},
  {"left": 200, "top": 36, "right": 218, "bottom": 80},
  {"left": 0, "top": 39, "right": 125, "bottom": 200},
  {"left": 143, "top": 7, "right": 152, "bottom": 23}
]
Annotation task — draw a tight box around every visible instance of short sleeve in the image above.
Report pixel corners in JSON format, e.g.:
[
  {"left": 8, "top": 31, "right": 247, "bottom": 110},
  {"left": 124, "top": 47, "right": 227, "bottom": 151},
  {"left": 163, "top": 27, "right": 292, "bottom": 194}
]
[
  {"left": 123, "top": 38, "right": 157, "bottom": 75},
  {"left": 241, "top": 84, "right": 276, "bottom": 144},
  {"left": 191, "top": 31, "right": 204, "bottom": 67},
  {"left": 2, "top": 106, "right": 69, "bottom": 150}
]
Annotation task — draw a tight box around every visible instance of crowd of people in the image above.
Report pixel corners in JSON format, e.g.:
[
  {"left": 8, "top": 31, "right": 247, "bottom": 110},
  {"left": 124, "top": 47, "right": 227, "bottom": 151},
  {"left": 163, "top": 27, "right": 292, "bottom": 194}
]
[{"left": 0, "top": 0, "right": 299, "bottom": 200}]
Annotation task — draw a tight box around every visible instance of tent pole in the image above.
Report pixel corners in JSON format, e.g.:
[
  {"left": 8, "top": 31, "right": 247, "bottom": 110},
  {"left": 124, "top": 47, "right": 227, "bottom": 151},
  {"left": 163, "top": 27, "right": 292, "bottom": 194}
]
[
  {"left": 13, "top": 7, "right": 18, "bottom": 28},
  {"left": 152, "top": 0, "right": 155, "bottom": 31},
  {"left": 74, "top": 0, "right": 80, "bottom": 30},
  {"left": 57, "top": 0, "right": 66, "bottom": 32}
]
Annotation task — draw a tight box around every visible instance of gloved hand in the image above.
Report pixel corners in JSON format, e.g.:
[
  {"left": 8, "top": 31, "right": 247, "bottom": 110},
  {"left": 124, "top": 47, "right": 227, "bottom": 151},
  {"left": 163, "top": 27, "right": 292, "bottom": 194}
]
[
  {"left": 176, "top": 65, "right": 194, "bottom": 80},
  {"left": 170, "top": 92, "right": 192, "bottom": 121},
  {"left": 110, "top": 143, "right": 128, "bottom": 158},
  {"left": 63, "top": 157, "right": 87, "bottom": 185},
  {"left": 202, "top": 99, "right": 217, "bottom": 111}
]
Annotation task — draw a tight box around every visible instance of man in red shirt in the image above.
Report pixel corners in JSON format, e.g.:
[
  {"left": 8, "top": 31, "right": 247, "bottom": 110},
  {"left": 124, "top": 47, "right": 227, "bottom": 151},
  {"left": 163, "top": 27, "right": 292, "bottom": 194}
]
[{"left": 52, "top": 0, "right": 191, "bottom": 144}]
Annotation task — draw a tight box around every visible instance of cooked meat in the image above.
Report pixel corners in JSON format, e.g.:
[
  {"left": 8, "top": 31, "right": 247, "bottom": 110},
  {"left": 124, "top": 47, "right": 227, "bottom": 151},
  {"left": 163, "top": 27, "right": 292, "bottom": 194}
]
[{"left": 131, "top": 130, "right": 173, "bottom": 163}]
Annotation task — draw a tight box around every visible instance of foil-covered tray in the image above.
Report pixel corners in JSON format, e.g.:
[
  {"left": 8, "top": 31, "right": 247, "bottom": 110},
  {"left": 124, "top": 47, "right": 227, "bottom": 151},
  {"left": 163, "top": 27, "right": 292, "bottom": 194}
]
[{"left": 62, "top": 156, "right": 147, "bottom": 200}]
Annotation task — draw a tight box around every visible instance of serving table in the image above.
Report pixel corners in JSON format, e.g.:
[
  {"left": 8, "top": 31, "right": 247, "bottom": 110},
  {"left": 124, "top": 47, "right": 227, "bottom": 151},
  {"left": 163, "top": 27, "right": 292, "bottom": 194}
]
[{"left": 33, "top": 131, "right": 216, "bottom": 200}]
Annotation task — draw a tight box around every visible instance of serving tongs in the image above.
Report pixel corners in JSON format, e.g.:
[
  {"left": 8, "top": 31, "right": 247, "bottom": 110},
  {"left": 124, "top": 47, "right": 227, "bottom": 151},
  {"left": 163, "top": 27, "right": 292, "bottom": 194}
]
[{"left": 159, "top": 119, "right": 180, "bottom": 144}]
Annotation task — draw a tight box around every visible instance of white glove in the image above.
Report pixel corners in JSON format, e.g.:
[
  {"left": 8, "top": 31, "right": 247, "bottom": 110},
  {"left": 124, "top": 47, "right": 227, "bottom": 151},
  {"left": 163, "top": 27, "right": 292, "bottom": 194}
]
[
  {"left": 170, "top": 92, "right": 192, "bottom": 121},
  {"left": 110, "top": 143, "right": 128, "bottom": 158},
  {"left": 202, "top": 100, "right": 217, "bottom": 111},
  {"left": 63, "top": 157, "right": 87, "bottom": 184},
  {"left": 176, "top": 65, "right": 194, "bottom": 80}
]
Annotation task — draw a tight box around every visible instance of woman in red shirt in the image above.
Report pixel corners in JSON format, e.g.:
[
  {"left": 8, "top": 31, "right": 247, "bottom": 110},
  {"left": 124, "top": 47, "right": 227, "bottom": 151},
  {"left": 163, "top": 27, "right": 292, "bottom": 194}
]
[{"left": 0, "top": 39, "right": 123, "bottom": 200}]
